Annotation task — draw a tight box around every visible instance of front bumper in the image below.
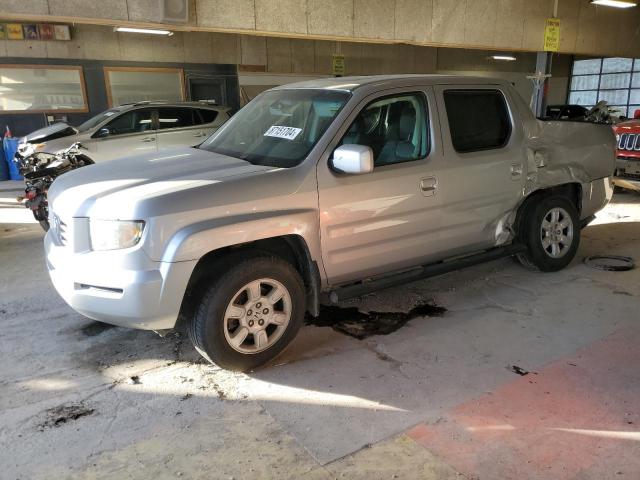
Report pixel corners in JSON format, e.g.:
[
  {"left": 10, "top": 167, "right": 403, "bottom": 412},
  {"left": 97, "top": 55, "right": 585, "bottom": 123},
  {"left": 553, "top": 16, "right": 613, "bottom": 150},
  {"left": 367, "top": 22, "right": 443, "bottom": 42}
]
[
  {"left": 613, "top": 157, "right": 640, "bottom": 191},
  {"left": 45, "top": 229, "right": 196, "bottom": 330},
  {"left": 613, "top": 176, "right": 640, "bottom": 192}
]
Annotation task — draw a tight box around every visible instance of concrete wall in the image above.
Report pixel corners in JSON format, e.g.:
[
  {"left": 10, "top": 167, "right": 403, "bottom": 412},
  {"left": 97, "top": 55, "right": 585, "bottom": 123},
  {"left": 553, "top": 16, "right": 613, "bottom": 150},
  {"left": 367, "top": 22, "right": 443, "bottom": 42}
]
[
  {"left": 0, "top": 25, "right": 570, "bottom": 107},
  {"left": 1, "top": 0, "right": 639, "bottom": 57},
  {"left": 0, "top": 25, "right": 241, "bottom": 65}
]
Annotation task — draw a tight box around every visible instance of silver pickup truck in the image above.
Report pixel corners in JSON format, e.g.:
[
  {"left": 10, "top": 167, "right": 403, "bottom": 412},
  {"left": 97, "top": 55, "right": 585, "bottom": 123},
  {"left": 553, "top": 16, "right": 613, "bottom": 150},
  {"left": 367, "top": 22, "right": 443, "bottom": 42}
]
[{"left": 45, "top": 75, "right": 615, "bottom": 371}]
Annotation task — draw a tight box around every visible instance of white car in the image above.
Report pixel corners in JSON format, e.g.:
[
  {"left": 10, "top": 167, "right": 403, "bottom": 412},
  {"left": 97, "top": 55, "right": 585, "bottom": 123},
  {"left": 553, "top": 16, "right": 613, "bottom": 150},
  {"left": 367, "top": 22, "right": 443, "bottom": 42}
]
[{"left": 23, "top": 101, "right": 230, "bottom": 162}]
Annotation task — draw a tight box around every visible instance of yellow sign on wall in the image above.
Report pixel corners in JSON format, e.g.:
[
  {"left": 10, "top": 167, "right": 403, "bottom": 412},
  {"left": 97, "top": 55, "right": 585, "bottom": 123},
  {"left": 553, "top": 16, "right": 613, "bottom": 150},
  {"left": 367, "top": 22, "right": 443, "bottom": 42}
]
[
  {"left": 332, "top": 54, "right": 345, "bottom": 76},
  {"left": 544, "top": 18, "right": 560, "bottom": 52}
]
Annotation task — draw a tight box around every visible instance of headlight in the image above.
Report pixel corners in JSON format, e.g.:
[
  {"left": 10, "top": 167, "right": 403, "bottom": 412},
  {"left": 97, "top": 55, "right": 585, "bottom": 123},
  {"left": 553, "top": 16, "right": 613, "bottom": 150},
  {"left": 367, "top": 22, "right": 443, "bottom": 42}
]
[{"left": 90, "top": 220, "right": 145, "bottom": 251}]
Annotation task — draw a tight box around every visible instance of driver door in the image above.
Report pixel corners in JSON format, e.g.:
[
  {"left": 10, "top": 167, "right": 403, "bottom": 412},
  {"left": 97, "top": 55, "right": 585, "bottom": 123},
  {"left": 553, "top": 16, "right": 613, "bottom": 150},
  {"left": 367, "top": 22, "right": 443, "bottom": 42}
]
[
  {"left": 316, "top": 87, "right": 446, "bottom": 286},
  {"left": 92, "top": 108, "right": 157, "bottom": 161}
]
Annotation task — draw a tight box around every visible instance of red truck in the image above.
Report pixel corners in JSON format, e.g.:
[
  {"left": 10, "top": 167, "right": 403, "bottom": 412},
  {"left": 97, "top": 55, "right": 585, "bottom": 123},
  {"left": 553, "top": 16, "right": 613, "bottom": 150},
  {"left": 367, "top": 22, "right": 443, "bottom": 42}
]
[{"left": 613, "top": 109, "right": 640, "bottom": 192}]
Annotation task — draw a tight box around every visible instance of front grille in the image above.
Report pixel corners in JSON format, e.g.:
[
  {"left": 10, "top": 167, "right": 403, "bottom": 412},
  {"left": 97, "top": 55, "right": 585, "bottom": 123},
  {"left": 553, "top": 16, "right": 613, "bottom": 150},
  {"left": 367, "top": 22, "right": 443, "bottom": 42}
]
[
  {"left": 617, "top": 133, "right": 640, "bottom": 151},
  {"left": 51, "top": 213, "right": 68, "bottom": 246},
  {"left": 58, "top": 217, "right": 68, "bottom": 246}
]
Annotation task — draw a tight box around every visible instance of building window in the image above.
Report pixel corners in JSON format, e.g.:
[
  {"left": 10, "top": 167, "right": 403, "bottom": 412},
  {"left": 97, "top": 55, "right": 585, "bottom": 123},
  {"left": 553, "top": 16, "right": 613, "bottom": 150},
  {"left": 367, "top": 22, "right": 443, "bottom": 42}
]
[
  {"left": 569, "top": 57, "right": 640, "bottom": 118},
  {"left": 104, "top": 67, "right": 185, "bottom": 107},
  {"left": 0, "top": 65, "right": 88, "bottom": 113}
]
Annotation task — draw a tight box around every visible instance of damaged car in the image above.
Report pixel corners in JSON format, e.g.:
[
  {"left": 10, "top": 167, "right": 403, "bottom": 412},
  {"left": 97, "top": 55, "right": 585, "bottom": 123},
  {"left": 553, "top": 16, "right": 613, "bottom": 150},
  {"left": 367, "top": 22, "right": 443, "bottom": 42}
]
[
  {"left": 613, "top": 109, "right": 640, "bottom": 192},
  {"left": 22, "top": 101, "right": 230, "bottom": 163},
  {"left": 45, "top": 75, "right": 615, "bottom": 371}
]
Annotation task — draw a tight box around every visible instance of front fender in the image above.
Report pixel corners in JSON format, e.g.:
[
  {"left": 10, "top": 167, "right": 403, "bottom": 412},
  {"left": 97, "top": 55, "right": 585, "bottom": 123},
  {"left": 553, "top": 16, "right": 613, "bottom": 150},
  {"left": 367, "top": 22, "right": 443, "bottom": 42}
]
[{"left": 159, "top": 208, "right": 322, "bottom": 264}]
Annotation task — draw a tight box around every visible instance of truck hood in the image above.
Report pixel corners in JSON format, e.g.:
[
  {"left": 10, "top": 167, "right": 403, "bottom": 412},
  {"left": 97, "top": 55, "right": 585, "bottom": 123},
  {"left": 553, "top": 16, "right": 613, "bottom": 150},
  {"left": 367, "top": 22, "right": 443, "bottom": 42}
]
[
  {"left": 24, "top": 122, "right": 78, "bottom": 143},
  {"left": 49, "top": 147, "right": 278, "bottom": 219}
]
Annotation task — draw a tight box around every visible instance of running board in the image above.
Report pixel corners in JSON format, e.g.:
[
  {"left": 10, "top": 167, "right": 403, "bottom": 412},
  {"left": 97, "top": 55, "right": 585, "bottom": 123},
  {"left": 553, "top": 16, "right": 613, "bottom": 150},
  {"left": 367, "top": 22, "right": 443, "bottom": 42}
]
[{"left": 329, "top": 243, "right": 527, "bottom": 303}]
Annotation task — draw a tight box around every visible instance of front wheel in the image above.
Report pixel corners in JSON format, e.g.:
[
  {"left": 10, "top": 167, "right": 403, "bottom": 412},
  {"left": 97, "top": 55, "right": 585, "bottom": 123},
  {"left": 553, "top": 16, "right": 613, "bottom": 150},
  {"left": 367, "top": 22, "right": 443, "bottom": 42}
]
[
  {"left": 31, "top": 207, "right": 49, "bottom": 231},
  {"left": 188, "top": 254, "right": 305, "bottom": 371},
  {"left": 38, "top": 219, "right": 50, "bottom": 231},
  {"left": 516, "top": 195, "right": 580, "bottom": 272}
]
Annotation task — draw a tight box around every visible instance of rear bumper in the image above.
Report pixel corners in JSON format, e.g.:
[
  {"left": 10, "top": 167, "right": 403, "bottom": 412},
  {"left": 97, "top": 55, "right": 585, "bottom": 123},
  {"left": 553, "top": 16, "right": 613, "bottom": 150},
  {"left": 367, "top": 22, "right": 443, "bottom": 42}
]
[
  {"left": 581, "top": 176, "right": 614, "bottom": 219},
  {"left": 45, "top": 230, "right": 196, "bottom": 330}
]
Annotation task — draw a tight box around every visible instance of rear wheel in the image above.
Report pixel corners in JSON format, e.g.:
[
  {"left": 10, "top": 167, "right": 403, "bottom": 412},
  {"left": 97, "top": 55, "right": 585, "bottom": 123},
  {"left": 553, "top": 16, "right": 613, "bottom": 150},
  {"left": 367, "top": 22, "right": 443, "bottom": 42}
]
[
  {"left": 516, "top": 195, "right": 580, "bottom": 272},
  {"left": 188, "top": 254, "right": 305, "bottom": 371}
]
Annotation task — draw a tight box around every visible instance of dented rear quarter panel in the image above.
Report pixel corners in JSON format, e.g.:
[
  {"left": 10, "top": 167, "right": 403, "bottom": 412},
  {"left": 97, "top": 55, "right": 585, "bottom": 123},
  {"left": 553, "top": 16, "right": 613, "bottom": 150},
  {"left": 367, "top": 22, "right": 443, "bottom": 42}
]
[
  {"left": 508, "top": 89, "right": 616, "bottom": 218},
  {"left": 526, "top": 120, "right": 616, "bottom": 189}
]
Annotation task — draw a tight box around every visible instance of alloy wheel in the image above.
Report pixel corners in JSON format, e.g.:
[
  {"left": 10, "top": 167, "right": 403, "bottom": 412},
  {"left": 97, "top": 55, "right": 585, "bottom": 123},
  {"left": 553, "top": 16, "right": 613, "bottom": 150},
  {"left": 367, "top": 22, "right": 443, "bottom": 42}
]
[
  {"left": 540, "top": 207, "right": 574, "bottom": 259},
  {"left": 223, "top": 278, "right": 292, "bottom": 354}
]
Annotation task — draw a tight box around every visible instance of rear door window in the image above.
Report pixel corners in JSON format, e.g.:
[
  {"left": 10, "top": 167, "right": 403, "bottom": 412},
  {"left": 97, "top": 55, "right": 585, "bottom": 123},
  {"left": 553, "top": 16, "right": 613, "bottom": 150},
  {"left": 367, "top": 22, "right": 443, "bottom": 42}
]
[
  {"left": 103, "top": 108, "right": 153, "bottom": 136},
  {"left": 196, "top": 109, "right": 219, "bottom": 125},
  {"left": 443, "top": 90, "right": 512, "bottom": 153},
  {"left": 157, "top": 107, "right": 195, "bottom": 130}
]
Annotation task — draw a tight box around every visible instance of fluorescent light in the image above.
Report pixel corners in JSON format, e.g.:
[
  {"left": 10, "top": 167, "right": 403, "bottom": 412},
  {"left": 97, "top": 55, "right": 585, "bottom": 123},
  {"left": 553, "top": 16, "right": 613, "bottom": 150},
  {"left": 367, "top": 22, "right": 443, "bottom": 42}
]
[
  {"left": 491, "top": 55, "right": 517, "bottom": 61},
  {"left": 114, "top": 27, "right": 174, "bottom": 36},
  {"left": 590, "top": 0, "right": 637, "bottom": 8}
]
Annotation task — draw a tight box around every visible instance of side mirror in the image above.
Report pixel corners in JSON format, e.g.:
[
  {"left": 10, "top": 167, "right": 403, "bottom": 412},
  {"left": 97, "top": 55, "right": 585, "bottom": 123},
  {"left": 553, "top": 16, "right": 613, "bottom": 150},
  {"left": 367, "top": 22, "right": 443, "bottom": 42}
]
[
  {"left": 94, "top": 127, "right": 111, "bottom": 138},
  {"left": 331, "top": 144, "right": 374, "bottom": 175},
  {"left": 634, "top": 109, "right": 640, "bottom": 120}
]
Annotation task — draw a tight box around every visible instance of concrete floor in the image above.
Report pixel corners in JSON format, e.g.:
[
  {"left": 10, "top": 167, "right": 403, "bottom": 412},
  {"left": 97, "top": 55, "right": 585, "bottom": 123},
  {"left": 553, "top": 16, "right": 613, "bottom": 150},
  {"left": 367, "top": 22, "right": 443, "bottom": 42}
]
[{"left": 1, "top": 179, "right": 639, "bottom": 479}]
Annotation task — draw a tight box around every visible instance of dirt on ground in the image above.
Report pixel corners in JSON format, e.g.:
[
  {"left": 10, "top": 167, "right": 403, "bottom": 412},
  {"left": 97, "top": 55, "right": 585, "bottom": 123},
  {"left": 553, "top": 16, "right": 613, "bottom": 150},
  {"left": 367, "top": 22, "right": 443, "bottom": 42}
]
[{"left": 1, "top": 181, "right": 639, "bottom": 479}]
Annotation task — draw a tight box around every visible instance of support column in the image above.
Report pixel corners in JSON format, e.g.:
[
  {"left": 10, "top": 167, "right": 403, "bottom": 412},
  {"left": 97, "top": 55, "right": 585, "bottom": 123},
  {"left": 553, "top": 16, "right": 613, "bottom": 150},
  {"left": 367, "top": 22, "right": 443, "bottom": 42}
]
[
  {"left": 533, "top": 0, "right": 558, "bottom": 118},
  {"left": 533, "top": 52, "right": 553, "bottom": 118}
]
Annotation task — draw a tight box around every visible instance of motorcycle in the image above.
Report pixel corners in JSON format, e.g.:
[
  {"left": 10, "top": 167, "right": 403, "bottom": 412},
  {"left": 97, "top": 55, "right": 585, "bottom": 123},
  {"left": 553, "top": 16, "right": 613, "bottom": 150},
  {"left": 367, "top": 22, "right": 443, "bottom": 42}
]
[{"left": 16, "top": 142, "right": 93, "bottom": 231}]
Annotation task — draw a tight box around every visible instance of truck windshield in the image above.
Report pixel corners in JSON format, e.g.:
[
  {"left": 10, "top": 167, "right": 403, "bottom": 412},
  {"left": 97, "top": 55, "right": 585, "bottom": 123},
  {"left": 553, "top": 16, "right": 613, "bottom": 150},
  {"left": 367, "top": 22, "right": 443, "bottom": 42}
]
[{"left": 201, "top": 89, "right": 351, "bottom": 167}]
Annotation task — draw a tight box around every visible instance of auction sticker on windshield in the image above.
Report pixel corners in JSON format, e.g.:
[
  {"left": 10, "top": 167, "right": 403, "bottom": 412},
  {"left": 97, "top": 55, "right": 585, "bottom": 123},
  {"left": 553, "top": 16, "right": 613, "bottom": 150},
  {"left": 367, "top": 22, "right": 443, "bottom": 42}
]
[{"left": 264, "top": 126, "right": 302, "bottom": 140}]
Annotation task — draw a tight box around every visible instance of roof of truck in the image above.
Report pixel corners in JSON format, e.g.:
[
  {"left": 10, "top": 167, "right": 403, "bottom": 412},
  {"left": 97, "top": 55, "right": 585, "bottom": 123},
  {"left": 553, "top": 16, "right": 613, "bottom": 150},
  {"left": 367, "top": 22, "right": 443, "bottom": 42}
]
[{"left": 272, "top": 74, "right": 508, "bottom": 92}]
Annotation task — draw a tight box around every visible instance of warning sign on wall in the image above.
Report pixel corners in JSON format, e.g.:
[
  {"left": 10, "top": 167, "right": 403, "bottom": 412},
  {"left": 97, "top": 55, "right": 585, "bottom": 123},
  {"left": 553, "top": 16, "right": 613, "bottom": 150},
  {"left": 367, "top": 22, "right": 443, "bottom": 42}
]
[
  {"left": 544, "top": 18, "right": 560, "bottom": 52},
  {"left": 332, "top": 54, "right": 345, "bottom": 76}
]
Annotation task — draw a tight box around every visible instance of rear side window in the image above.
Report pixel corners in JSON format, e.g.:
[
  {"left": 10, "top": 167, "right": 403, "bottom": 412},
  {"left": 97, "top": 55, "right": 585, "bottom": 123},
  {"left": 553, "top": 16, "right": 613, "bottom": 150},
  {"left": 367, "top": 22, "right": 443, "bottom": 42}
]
[
  {"left": 443, "top": 90, "right": 512, "bottom": 153},
  {"left": 196, "top": 109, "right": 219, "bottom": 125},
  {"left": 103, "top": 108, "right": 153, "bottom": 136},
  {"left": 157, "top": 107, "right": 195, "bottom": 129}
]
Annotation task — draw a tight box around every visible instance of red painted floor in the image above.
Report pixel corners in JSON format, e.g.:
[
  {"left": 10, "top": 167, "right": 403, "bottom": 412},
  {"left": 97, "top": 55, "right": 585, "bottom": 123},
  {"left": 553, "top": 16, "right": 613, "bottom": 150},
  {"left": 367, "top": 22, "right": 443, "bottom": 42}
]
[{"left": 407, "top": 327, "right": 640, "bottom": 480}]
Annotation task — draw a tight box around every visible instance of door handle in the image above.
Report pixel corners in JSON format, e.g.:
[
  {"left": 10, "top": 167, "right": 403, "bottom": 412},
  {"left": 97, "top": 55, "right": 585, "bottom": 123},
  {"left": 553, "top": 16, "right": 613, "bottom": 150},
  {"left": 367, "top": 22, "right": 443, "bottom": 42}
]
[
  {"left": 510, "top": 163, "right": 523, "bottom": 178},
  {"left": 420, "top": 177, "right": 437, "bottom": 197},
  {"left": 193, "top": 131, "right": 207, "bottom": 137},
  {"left": 141, "top": 136, "right": 155, "bottom": 142}
]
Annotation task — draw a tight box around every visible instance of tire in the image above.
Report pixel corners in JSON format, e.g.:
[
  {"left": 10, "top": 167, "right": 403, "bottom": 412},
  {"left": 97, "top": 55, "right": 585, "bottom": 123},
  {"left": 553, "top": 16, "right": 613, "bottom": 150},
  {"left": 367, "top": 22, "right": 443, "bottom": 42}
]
[
  {"left": 38, "top": 219, "right": 50, "bottom": 231},
  {"left": 516, "top": 195, "right": 580, "bottom": 272},
  {"left": 188, "top": 253, "right": 305, "bottom": 372}
]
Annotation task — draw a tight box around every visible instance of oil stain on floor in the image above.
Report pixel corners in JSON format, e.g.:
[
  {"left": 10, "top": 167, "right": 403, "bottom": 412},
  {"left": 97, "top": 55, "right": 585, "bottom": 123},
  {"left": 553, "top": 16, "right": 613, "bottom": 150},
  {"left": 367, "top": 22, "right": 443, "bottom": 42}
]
[
  {"left": 37, "top": 404, "right": 95, "bottom": 430},
  {"left": 306, "top": 303, "right": 446, "bottom": 339},
  {"left": 79, "top": 321, "right": 118, "bottom": 337}
]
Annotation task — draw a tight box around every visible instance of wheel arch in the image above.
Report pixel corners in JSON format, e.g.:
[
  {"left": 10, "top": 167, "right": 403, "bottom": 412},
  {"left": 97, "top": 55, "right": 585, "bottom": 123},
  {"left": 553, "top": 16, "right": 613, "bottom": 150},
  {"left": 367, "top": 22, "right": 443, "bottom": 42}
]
[
  {"left": 514, "top": 183, "right": 582, "bottom": 240},
  {"left": 176, "top": 234, "right": 320, "bottom": 329}
]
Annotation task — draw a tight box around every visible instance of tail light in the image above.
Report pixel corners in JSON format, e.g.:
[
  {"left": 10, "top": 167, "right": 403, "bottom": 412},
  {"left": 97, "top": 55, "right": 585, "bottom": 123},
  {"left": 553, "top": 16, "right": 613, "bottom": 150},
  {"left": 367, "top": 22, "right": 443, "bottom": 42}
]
[{"left": 26, "top": 190, "right": 37, "bottom": 200}]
